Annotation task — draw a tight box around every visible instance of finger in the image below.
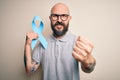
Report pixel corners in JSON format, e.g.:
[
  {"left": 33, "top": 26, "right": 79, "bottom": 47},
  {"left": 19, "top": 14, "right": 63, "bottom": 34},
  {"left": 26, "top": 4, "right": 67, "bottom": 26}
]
[
  {"left": 26, "top": 32, "right": 38, "bottom": 40},
  {"left": 76, "top": 36, "right": 94, "bottom": 53},
  {"left": 72, "top": 50, "right": 84, "bottom": 61},
  {"left": 76, "top": 41, "right": 93, "bottom": 54},
  {"left": 32, "top": 33, "right": 38, "bottom": 39},
  {"left": 77, "top": 36, "right": 94, "bottom": 48},
  {"left": 76, "top": 41, "right": 85, "bottom": 49},
  {"left": 76, "top": 36, "right": 89, "bottom": 49},
  {"left": 73, "top": 46, "right": 87, "bottom": 56}
]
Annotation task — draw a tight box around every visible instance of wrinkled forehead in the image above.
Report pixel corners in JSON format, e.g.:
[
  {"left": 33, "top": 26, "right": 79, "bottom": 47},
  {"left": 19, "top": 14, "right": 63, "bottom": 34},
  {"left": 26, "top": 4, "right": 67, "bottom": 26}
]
[{"left": 51, "top": 3, "right": 70, "bottom": 15}]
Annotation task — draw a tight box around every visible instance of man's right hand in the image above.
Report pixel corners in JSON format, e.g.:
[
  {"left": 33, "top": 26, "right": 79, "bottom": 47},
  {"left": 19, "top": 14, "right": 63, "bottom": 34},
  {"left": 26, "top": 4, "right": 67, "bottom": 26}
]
[
  {"left": 24, "top": 32, "right": 40, "bottom": 74},
  {"left": 26, "top": 32, "right": 38, "bottom": 45}
]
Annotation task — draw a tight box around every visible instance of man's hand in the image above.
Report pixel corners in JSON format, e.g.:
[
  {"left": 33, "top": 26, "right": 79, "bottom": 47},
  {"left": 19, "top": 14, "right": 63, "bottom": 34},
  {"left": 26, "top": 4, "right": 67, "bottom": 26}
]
[
  {"left": 72, "top": 36, "right": 94, "bottom": 62},
  {"left": 24, "top": 32, "right": 39, "bottom": 74},
  {"left": 72, "top": 36, "right": 96, "bottom": 73},
  {"left": 26, "top": 32, "right": 38, "bottom": 45}
]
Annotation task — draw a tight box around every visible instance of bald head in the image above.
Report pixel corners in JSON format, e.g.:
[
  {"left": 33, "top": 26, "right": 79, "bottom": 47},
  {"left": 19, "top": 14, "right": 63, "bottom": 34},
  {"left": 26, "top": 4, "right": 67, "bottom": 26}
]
[{"left": 51, "top": 3, "right": 70, "bottom": 15}]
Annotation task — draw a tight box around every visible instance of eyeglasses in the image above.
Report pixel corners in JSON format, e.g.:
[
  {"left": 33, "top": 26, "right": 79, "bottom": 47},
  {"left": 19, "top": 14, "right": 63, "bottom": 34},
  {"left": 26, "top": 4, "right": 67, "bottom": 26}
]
[{"left": 50, "top": 14, "right": 69, "bottom": 21}]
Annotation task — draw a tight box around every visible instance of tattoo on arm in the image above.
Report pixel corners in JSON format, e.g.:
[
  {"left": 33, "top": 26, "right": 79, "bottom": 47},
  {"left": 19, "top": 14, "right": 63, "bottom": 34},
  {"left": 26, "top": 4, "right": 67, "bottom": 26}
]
[
  {"left": 82, "top": 61, "right": 96, "bottom": 73},
  {"left": 30, "top": 66, "right": 36, "bottom": 73},
  {"left": 30, "top": 62, "right": 39, "bottom": 73}
]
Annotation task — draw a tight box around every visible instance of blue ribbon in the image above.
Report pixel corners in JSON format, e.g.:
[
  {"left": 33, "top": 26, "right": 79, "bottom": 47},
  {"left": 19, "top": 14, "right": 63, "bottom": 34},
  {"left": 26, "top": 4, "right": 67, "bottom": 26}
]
[{"left": 31, "top": 16, "right": 47, "bottom": 50}]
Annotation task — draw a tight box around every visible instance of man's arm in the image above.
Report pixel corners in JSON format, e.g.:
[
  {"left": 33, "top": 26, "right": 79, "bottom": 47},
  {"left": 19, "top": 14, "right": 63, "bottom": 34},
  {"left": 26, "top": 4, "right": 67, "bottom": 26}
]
[
  {"left": 81, "top": 55, "right": 96, "bottom": 73},
  {"left": 24, "top": 32, "right": 39, "bottom": 74},
  {"left": 72, "top": 36, "right": 96, "bottom": 73}
]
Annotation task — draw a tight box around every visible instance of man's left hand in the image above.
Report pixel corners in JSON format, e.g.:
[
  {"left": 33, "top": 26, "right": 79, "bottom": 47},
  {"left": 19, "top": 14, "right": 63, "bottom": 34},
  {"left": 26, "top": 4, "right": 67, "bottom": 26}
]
[{"left": 72, "top": 36, "right": 96, "bottom": 70}]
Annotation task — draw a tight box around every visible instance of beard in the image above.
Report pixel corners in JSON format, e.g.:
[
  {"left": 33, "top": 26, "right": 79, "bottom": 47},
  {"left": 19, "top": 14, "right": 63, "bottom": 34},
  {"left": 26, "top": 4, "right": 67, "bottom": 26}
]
[{"left": 51, "top": 21, "right": 69, "bottom": 37}]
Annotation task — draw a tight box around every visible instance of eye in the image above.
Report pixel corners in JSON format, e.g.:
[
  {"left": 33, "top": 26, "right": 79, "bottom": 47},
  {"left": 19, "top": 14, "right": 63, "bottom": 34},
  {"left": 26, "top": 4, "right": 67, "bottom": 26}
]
[
  {"left": 51, "top": 14, "right": 58, "bottom": 21},
  {"left": 61, "top": 14, "right": 69, "bottom": 21}
]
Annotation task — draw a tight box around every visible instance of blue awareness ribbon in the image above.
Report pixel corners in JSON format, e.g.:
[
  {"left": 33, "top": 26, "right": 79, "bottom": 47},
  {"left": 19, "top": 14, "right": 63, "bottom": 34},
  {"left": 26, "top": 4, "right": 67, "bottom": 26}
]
[{"left": 31, "top": 16, "right": 47, "bottom": 50}]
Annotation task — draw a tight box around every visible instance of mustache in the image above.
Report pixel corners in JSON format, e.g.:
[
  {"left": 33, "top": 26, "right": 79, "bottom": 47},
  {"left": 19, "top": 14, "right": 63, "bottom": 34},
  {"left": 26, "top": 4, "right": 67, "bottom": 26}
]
[{"left": 54, "top": 21, "right": 65, "bottom": 27}]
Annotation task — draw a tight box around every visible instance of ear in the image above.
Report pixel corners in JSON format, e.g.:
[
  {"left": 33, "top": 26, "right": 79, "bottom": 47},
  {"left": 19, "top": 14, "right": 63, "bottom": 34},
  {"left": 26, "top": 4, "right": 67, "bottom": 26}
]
[
  {"left": 70, "top": 16, "right": 72, "bottom": 19},
  {"left": 68, "top": 16, "right": 72, "bottom": 21},
  {"left": 49, "top": 16, "right": 51, "bottom": 20}
]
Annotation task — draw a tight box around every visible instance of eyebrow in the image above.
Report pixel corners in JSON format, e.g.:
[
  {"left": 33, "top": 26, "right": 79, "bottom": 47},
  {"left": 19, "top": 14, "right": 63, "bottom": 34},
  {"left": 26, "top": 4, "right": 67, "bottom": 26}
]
[{"left": 50, "top": 14, "right": 69, "bottom": 16}]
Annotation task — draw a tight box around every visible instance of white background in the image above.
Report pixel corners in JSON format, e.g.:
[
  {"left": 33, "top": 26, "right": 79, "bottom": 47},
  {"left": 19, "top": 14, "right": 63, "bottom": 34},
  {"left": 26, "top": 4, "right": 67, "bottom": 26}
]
[{"left": 0, "top": 0, "right": 120, "bottom": 80}]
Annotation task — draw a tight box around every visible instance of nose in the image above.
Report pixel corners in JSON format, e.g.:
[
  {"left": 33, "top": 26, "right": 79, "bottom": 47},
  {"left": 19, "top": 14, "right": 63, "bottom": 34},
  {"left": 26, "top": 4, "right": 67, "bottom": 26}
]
[{"left": 57, "top": 16, "right": 62, "bottom": 22}]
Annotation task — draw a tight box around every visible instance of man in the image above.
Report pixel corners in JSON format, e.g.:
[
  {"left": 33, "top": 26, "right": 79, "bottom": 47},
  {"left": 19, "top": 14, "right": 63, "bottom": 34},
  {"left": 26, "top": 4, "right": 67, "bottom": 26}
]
[{"left": 24, "top": 3, "right": 96, "bottom": 80}]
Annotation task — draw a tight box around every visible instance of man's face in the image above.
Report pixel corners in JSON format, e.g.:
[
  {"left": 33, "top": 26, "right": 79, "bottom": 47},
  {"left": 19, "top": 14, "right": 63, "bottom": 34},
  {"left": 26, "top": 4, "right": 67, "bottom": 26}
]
[
  {"left": 50, "top": 14, "right": 70, "bottom": 37},
  {"left": 50, "top": 4, "right": 71, "bottom": 37}
]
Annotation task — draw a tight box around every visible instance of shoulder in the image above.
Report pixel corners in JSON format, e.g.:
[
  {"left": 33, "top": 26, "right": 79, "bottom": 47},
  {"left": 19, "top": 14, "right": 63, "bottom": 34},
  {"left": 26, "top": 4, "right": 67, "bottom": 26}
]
[{"left": 67, "top": 31, "right": 76, "bottom": 41}]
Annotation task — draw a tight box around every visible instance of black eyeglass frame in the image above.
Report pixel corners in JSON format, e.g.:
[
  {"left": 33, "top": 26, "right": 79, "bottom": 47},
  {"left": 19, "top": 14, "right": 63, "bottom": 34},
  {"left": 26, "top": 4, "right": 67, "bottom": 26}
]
[{"left": 50, "top": 14, "right": 69, "bottom": 21}]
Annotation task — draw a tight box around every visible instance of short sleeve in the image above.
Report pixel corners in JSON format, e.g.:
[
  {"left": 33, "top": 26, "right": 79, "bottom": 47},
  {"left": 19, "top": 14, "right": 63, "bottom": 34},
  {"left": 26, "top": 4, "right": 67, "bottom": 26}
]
[{"left": 32, "top": 44, "right": 43, "bottom": 64}]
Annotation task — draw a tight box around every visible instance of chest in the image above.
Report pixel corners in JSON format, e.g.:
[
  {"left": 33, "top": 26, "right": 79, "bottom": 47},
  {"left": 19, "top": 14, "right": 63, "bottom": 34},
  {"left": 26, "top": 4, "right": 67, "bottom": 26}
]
[
  {"left": 42, "top": 40, "right": 75, "bottom": 67},
  {"left": 47, "top": 40, "right": 74, "bottom": 59}
]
